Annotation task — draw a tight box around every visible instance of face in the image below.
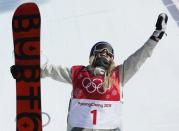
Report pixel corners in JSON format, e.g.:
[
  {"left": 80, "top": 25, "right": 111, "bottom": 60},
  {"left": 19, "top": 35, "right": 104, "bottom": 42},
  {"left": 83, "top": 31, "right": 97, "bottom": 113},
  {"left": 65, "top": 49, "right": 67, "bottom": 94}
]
[{"left": 92, "top": 48, "right": 114, "bottom": 69}]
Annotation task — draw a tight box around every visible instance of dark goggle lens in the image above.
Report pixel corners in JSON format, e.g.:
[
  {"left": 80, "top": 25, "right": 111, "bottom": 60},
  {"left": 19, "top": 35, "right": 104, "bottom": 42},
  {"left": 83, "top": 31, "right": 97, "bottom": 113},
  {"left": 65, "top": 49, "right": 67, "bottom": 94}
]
[{"left": 95, "top": 48, "right": 114, "bottom": 58}]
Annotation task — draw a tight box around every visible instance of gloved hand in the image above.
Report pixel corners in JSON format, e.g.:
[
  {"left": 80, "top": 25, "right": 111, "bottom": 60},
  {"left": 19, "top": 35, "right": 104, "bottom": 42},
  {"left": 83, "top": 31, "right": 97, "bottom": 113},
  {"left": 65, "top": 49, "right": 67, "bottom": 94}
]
[
  {"left": 10, "top": 65, "right": 20, "bottom": 79},
  {"left": 150, "top": 13, "right": 168, "bottom": 42}
]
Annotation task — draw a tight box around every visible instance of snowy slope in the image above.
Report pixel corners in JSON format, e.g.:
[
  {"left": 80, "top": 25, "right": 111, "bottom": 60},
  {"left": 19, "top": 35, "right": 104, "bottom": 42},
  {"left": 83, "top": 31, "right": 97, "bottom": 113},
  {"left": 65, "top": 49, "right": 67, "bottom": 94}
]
[{"left": 0, "top": 0, "right": 179, "bottom": 131}]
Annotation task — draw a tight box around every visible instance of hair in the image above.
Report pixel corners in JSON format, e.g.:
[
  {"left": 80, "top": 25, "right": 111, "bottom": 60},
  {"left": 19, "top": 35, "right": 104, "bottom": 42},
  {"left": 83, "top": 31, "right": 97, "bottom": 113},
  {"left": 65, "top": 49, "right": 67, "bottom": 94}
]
[
  {"left": 103, "top": 60, "right": 116, "bottom": 90},
  {"left": 89, "top": 56, "right": 116, "bottom": 90}
]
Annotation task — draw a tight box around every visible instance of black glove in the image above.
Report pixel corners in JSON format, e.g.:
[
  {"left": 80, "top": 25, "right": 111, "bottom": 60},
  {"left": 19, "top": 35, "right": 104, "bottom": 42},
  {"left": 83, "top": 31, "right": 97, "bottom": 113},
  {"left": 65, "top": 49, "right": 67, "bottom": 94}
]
[
  {"left": 150, "top": 13, "right": 168, "bottom": 41},
  {"left": 10, "top": 65, "right": 20, "bottom": 79}
]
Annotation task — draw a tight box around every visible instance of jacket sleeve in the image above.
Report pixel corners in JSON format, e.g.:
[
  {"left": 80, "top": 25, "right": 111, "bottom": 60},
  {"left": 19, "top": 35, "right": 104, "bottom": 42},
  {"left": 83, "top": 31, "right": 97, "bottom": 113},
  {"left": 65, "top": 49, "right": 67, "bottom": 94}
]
[
  {"left": 41, "top": 62, "right": 72, "bottom": 84},
  {"left": 120, "top": 38, "right": 158, "bottom": 87}
]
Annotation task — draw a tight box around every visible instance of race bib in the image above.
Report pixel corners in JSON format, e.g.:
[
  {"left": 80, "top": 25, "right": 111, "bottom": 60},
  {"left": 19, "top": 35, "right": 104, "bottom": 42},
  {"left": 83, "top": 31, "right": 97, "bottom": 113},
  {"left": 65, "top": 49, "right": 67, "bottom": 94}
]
[{"left": 68, "top": 99, "right": 122, "bottom": 129}]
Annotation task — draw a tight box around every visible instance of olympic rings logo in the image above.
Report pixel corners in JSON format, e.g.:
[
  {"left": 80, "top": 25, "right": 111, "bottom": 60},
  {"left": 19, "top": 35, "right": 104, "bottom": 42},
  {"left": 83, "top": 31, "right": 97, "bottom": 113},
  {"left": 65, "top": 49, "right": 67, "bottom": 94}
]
[{"left": 82, "top": 77, "right": 107, "bottom": 94}]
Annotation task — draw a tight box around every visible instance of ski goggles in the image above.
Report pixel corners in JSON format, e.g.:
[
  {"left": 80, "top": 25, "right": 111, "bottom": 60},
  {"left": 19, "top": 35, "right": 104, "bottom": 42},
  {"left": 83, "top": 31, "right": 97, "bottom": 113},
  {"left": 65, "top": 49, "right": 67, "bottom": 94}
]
[{"left": 94, "top": 44, "right": 114, "bottom": 58}]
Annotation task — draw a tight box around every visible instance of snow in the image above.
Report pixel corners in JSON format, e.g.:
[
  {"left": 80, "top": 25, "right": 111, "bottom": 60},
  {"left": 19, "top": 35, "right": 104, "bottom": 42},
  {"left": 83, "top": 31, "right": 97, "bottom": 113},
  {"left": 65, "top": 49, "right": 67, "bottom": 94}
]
[{"left": 0, "top": 0, "right": 179, "bottom": 131}]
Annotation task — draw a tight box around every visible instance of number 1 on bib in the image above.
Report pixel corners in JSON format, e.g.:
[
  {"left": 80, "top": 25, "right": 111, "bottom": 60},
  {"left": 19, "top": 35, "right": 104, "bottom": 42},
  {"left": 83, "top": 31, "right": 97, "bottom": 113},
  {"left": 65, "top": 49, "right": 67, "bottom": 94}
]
[{"left": 91, "top": 110, "right": 97, "bottom": 125}]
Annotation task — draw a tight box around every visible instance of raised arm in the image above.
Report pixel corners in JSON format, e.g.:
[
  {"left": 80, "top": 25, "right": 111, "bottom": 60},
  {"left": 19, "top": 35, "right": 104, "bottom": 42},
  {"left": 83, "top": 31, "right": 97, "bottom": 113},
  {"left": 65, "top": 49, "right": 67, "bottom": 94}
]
[
  {"left": 120, "top": 13, "right": 168, "bottom": 86},
  {"left": 41, "top": 62, "right": 72, "bottom": 84},
  {"left": 120, "top": 39, "right": 157, "bottom": 86},
  {"left": 10, "top": 58, "right": 72, "bottom": 84}
]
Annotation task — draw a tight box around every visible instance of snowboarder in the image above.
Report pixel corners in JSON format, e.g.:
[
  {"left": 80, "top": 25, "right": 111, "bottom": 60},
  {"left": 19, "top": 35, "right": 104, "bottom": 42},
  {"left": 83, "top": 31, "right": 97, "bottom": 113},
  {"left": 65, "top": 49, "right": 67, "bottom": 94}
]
[{"left": 11, "top": 13, "right": 168, "bottom": 131}]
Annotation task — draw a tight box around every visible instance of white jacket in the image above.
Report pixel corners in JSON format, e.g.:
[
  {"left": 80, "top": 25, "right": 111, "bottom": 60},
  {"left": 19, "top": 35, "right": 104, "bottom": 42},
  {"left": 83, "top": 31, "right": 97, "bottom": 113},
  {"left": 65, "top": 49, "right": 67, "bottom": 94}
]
[{"left": 41, "top": 39, "right": 157, "bottom": 86}]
